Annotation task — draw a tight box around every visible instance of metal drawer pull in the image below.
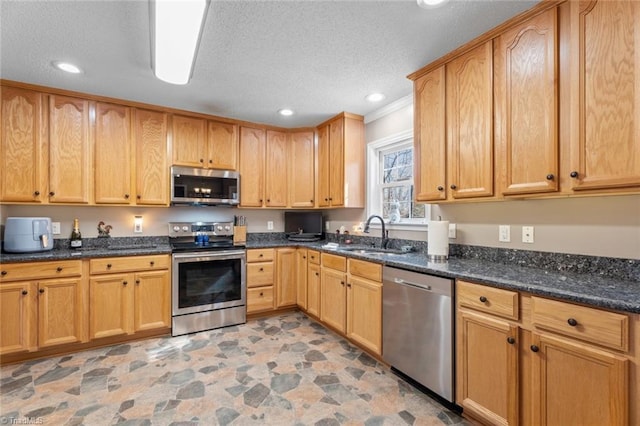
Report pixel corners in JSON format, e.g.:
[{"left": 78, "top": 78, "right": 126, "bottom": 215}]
[
  {"left": 393, "top": 277, "right": 431, "bottom": 291},
  {"left": 567, "top": 318, "right": 578, "bottom": 327},
  {"left": 507, "top": 337, "right": 516, "bottom": 345},
  {"left": 22, "top": 290, "right": 28, "bottom": 295},
  {"left": 479, "top": 296, "right": 487, "bottom": 303},
  {"left": 56, "top": 267, "right": 63, "bottom": 272},
  {"left": 530, "top": 345, "right": 539, "bottom": 353}
]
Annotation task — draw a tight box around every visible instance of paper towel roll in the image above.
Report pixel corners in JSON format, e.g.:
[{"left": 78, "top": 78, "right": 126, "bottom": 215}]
[{"left": 428, "top": 220, "right": 449, "bottom": 260}]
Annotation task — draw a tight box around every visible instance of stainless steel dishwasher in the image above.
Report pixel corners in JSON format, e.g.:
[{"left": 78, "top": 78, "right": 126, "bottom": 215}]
[{"left": 382, "top": 266, "right": 454, "bottom": 403}]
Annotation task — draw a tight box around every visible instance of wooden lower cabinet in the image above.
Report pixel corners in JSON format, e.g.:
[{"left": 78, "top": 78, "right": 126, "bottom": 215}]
[
  {"left": 275, "top": 248, "right": 296, "bottom": 308},
  {"left": 307, "top": 262, "right": 321, "bottom": 318},
  {"left": 134, "top": 270, "right": 171, "bottom": 332},
  {"left": 295, "top": 248, "right": 308, "bottom": 309},
  {"left": 457, "top": 280, "right": 635, "bottom": 426},
  {"left": 457, "top": 309, "right": 519, "bottom": 425},
  {"left": 0, "top": 260, "right": 86, "bottom": 356},
  {"left": 346, "top": 263, "right": 382, "bottom": 356},
  {"left": 320, "top": 264, "right": 347, "bottom": 333}
]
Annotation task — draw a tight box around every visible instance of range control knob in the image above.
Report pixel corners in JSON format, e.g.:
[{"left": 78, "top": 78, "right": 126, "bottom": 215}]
[
  {"left": 224, "top": 225, "right": 231, "bottom": 231},
  {"left": 182, "top": 226, "right": 189, "bottom": 232},
  {"left": 217, "top": 225, "right": 223, "bottom": 231},
  {"left": 173, "top": 225, "right": 181, "bottom": 232}
]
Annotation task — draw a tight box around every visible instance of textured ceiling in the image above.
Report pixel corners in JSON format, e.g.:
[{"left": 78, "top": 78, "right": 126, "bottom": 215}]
[{"left": 1, "top": 0, "right": 538, "bottom": 128}]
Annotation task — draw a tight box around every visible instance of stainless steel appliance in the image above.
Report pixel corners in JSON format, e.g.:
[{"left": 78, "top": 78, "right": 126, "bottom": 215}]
[
  {"left": 170, "top": 221, "right": 246, "bottom": 336},
  {"left": 171, "top": 166, "right": 240, "bottom": 206},
  {"left": 382, "top": 266, "right": 455, "bottom": 403},
  {"left": 3, "top": 217, "right": 54, "bottom": 253}
]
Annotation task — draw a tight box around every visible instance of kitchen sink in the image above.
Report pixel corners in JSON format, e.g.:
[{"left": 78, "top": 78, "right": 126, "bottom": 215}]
[{"left": 337, "top": 246, "right": 406, "bottom": 256}]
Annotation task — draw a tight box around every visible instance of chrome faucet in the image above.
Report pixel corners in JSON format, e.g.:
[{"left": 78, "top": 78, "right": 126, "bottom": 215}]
[{"left": 364, "top": 215, "right": 389, "bottom": 249}]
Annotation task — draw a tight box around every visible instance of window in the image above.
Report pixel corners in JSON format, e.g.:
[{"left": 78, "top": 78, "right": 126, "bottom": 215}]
[{"left": 367, "top": 131, "right": 429, "bottom": 227}]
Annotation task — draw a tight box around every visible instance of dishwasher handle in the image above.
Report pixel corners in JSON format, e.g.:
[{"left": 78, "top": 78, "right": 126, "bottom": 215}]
[{"left": 394, "top": 277, "right": 431, "bottom": 291}]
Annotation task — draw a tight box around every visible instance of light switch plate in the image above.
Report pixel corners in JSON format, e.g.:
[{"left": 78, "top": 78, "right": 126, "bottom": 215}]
[
  {"left": 448, "top": 223, "right": 456, "bottom": 239},
  {"left": 499, "top": 225, "right": 510, "bottom": 242},
  {"left": 522, "top": 226, "right": 534, "bottom": 243},
  {"left": 52, "top": 222, "right": 61, "bottom": 235},
  {"left": 267, "top": 221, "right": 274, "bottom": 231}
]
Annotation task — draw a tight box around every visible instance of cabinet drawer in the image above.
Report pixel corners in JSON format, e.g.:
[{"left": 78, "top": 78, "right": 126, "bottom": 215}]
[
  {"left": 89, "top": 255, "right": 169, "bottom": 274},
  {"left": 308, "top": 250, "right": 320, "bottom": 265},
  {"left": 531, "top": 296, "right": 629, "bottom": 352},
  {"left": 348, "top": 259, "right": 382, "bottom": 282},
  {"left": 247, "top": 262, "right": 274, "bottom": 287},
  {"left": 247, "top": 248, "right": 274, "bottom": 263},
  {"left": 321, "top": 253, "right": 346, "bottom": 272},
  {"left": 457, "top": 280, "right": 519, "bottom": 320},
  {"left": 0, "top": 260, "right": 82, "bottom": 282},
  {"left": 247, "top": 286, "right": 274, "bottom": 313}
]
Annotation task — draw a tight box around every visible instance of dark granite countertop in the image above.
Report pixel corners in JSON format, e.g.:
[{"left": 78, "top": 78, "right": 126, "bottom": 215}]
[
  {"left": 2, "top": 236, "right": 638, "bottom": 314},
  {"left": 245, "top": 239, "right": 640, "bottom": 315}
]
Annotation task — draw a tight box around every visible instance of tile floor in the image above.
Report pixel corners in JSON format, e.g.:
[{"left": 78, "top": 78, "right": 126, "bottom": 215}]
[{"left": 1, "top": 312, "right": 468, "bottom": 425}]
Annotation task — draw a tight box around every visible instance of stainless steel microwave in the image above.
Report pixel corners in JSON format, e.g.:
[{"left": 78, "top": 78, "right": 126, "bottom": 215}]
[{"left": 171, "top": 166, "right": 240, "bottom": 206}]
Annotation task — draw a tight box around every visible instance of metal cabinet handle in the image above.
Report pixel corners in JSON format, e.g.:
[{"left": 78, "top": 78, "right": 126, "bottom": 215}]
[
  {"left": 137, "top": 195, "right": 141, "bottom": 200},
  {"left": 479, "top": 296, "right": 487, "bottom": 303},
  {"left": 123, "top": 281, "right": 128, "bottom": 286},
  {"left": 107, "top": 264, "right": 112, "bottom": 269},
  {"left": 570, "top": 171, "right": 579, "bottom": 178},
  {"left": 437, "top": 186, "right": 444, "bottom": 191},
  {"left": 150, "top": 261, "right": 155, "bottom": 266},
  {"left": 135, "top": 280, "right": 140, "bottom": 284},
  {"left": 507, "top": 337, "right": 516, "bottom": 345},
  {"left": 200, "top": 158, "right": 204, "bottom": 163},
  {"left": 567, "top": 318, "right": 578, "bottom": 327},
  {"left": 56, "top": 267, "right": 63, "bottom": 272},
  {"left": 347, "top": 283, "right": 351, "bottom": 288},
  {"left": 124, "top": 194, "right": 130, "bottom": 199},
  {"left": 450, "top": 184, "right": 457, "bottom": 190},
  {"left": 34, "top": 191, "right": 40, "bottom": 196},
  {"left": 259, "top": 268, "right": 264, "bottom": 272},
  {"left": 259, "top": 254, "right": 264, "bottom": 257},
  {"left": 39, "top": 288, "right": 45, "bottom": 294},
  {"left": 259, "top": 292, "right": 264, "bottom": 296},
  {"left": 49, "top": 191, "right": 55, "bottom": 196},
  {"left": 546, "top": 174, "right": 554, "bottom": 180},
  {"left": 530, "top": 345, "right": 539, "bottom": 353},
  {"left": 1, "top": 271, "right": 7, "bottom": 276},
  {"left": 22, "top": 290, "right": 28, "bottom": 295}
]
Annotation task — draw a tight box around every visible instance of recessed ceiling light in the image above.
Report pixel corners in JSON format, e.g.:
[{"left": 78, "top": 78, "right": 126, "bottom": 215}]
[
  {"left": 365, "top": 93, "right": 386, "bottom": 103},
  {"left": 278, "top": 109, "right": 294, "bottom": 116},
  {"left": 52, "top": 61, "right": 82, "bottom": 74},
  {"left": 417, "top": 0, "right": 449, "bottom": 9}
]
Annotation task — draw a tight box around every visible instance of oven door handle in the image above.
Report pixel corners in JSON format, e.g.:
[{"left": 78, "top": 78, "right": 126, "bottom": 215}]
[{"left": 172, "top": 250, "right": 246, "bottom": 261}]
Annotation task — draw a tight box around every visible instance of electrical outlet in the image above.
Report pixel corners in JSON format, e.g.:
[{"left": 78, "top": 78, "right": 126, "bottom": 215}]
[
  {"left": 448, "top": 223, "right": 456, "bottom": 239},
  {"left": 267, "top": 221, "right": 274, "bottom": 230},
  {"left": 522, "top": 226, "right": 534, "bottom": 243},
  {"left": 52, "top": 222, "right": 61, "bottom": 235},
  {"left": 499, "top": 225, "right": 510, "bottom": 242}
]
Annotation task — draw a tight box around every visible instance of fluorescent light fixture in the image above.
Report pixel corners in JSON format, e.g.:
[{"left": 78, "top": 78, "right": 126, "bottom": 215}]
[
  {"left": 417, "top": 0, "right": 449, "bottom": 9},
  {"left": 52, "top": 61, "right": 82, "bottom": 74},
  {"left": 278, "top": 108, "right": 294, "bottom": 116},
  {"left": 365, "top": 93, "right": 386, "bottom": 103},
  {"left": 150, "top": 0, "right": 209, "bottom": 85}
]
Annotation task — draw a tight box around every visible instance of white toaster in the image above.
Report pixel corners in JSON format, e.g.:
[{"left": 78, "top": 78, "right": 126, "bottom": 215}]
[{"left": 3, "top": 217, "right": 54, "bottom": 253}]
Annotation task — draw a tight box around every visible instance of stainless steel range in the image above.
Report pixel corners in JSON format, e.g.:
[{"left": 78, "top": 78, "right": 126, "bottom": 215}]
[{"left": 169, "top": 221, "right": 246, "bottom": 336}]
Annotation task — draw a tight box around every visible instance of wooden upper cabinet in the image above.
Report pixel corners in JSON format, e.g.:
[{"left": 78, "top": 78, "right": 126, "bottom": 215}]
[
  {"left": 568, "top": 0, "right": 640, "bottom": 191},
  {"left": 316, "top": 125, "right": 330, "bottom": 207},
  {"left": 289, "top": 131, "right": 315, "bottom": 208},
  {"left": 265, "top": 130, "right": 288, "bottom": 207},
  {"left": 414, "top": 66, "right": 447, "bottom": 202},
  {"left": 496, "top": 8, "right": 559, "bottom": 196},
  {"left": 134, "top": 109, "right": 168, "bottom": 205},
  {"left": 171, "top": 114, "right": 207, "bottom": 167},
  {"left": 208, "top": 121, "right": 238, "bottom": 170},
  {"left": 446, "top": 41, "right": 494, "bottom": 199},
  {"left": 316, "top": 113, "right": 364, "bottom": 208},
  {"left": 94, "top": 102, "right": 132, "bottom": 204},
  {"left": 48, "top": 95, "right": 91, "bottom": 203},
  {"left": 239, "top": 126, "right": 265, "bottom": 207},
  {"left": 0, "top": 87, "right": 46, "bottom": 203}
]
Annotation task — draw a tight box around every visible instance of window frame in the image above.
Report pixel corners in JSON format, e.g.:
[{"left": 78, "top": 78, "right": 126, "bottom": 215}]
[{"left": 366, "top": 129, "right": 430, "bottom": 231}]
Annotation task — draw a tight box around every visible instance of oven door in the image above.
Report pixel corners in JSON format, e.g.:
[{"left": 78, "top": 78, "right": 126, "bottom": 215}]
[{"left": 172, "top": 250, "right": 246, "bottom": 316}]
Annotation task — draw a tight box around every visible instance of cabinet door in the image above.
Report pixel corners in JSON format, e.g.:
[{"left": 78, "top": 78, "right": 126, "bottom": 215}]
[
  {"left": 94, "top": 102, "right": 132, "bottom": 204},
  {"left": 414, "top": 66, "right": 447, "bottom": 202},
  {"left": 208, "top": 121, "right": 238, "bottom": 170},
  {"left": 320, "top": 267, "right": 346, "bottom": 333},
  {"left": 171, "top": 115, "right": 206, "bottom": 167},
  {"left": 346, "top": 275, "right": 382, "bottom": 355},
  {"left": 316, "top": 125, "right": 331, "bottom": 207},
  {"left": 497, "top": 9, "right": 559, "bottom": 196},
  {"left": 134, "top": 270, "right": 170, "bottom": 332},
  {"left": 275, "top": 248, "right": 296, "bottom": 307},
  {"left": 457, "top": 309, "right": 519, "bottom": 426},
  {"left": 307, "top": 263, "right": 321, "bottom": 318},
  {"left": 134, "top": 108, "right": 168, "bottom": 205},
  {"left": 289, "top": 131, "right": 315, "bottom": 207},
  {"left": 90, "top": 274, "right": 133, "bottom": 339},
  {"left": 48, "top": 95, "right": 91, "bottom": 203},
  {"left": 0, "top": 87, "right": 46, "bottom": 202},
  {"left": 38, "top": 278, "right": 84, "bottom": 347},
  {"left": 239, "top": 126, "right": 265, "bottom": 207},
  {"left": 328, "top": 119, "right": 344, "bottom": 206},
  {"left": 531, "top": 333, "right": 628, "bottom": 426},
  {"left": 447, "top": 41, "right": 494, "bottom": 199},
  {"left": 568, "top": 0, "right": 640, "bottom": 191},
  {"left": 265, "top": 130, "right": 288, "bottom": 207},
  {"left": 0, "top": 282, "right": 36, "bottom": 354},
  {"left": 296, "top": 249, "right": 308, "bottom": 309}
]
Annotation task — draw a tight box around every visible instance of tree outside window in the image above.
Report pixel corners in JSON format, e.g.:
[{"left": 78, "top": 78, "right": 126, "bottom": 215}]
[{"left": 380, "top": 145, "right": 425, "bottom": 221}]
